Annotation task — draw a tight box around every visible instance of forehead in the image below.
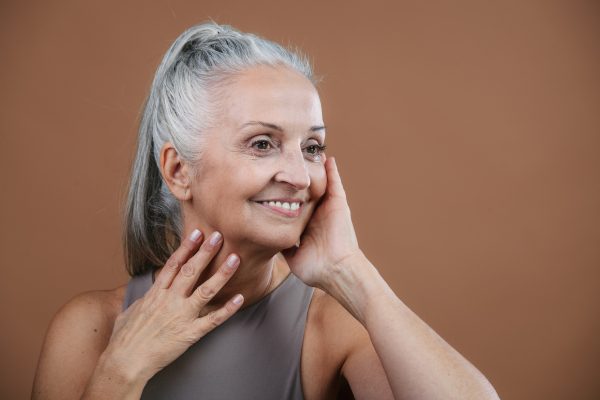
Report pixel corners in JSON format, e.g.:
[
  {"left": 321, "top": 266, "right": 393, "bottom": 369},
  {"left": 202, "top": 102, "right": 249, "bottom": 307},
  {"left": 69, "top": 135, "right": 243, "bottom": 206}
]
[{"left": 222, "top": 65, "right": 323, "bottom": 132}]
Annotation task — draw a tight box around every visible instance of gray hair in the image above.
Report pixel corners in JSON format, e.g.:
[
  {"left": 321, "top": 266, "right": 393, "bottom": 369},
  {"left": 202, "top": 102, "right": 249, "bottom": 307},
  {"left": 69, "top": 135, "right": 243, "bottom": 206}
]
[{"left": 123, "top": 21, "right": 318, "bottom": 276}]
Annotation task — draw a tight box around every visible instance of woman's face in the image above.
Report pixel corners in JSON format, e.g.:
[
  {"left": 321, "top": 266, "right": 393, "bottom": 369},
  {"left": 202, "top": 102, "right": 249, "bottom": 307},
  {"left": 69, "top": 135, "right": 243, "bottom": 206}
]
[{"left": 186, "top": 65, "right": 327, "bottom": 252}]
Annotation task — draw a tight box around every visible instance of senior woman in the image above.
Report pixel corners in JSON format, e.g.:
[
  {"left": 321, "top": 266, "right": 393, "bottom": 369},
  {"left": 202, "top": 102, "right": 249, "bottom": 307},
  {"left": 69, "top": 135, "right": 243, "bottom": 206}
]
[{"left": 32, "top": 22, "right": 499, "bottom": 400}]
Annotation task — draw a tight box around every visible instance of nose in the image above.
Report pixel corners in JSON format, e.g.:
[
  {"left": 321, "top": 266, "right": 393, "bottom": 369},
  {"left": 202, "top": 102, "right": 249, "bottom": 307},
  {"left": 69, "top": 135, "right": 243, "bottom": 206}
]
[{"left": 274, "top": 148, "right": 311, "bottom": 190}]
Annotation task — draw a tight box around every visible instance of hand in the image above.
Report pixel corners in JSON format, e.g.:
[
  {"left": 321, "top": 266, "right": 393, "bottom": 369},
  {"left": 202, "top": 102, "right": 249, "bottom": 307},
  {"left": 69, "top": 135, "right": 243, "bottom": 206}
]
[
  {"left": 103, "top": 230, "right": 244, "bottom": 383},
  {"left": 281, "top": 157, "right": 366, "bottom": 292}
]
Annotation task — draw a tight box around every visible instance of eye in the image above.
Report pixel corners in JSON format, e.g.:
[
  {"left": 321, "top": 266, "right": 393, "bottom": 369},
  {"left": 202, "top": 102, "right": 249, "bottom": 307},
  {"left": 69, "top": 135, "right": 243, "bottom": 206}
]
[
  {"left": 304, "top": 143, "right": 327, "bottom": 155},
  {"left": 252, "top": 140, "right": 271, "bottom": 150},
  {"left": 306, "top": 145, "right": 319, "bottom": 154}
]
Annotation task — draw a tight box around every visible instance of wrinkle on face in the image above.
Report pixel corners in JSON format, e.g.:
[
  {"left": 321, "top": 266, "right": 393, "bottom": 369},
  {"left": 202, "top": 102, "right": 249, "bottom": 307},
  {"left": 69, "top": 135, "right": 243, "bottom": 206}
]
[{"left": 185, "top": 64, "right": 327, "bottom": 251}]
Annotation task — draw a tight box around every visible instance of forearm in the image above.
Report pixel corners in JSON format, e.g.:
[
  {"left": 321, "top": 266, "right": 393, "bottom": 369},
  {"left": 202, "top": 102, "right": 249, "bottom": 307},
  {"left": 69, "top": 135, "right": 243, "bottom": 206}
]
[
  {"left": 80, "top": 352, "right": 147, "bottom": 400},
  {"left": 324, "top": 254, "right": 499, "bottom": 400}
]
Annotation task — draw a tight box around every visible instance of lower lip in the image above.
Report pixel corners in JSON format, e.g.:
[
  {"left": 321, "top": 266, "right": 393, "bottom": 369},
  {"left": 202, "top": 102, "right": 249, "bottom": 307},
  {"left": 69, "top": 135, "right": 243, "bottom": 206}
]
[{"left": 255, "top": 202, "right": 303, "bottom": 217}]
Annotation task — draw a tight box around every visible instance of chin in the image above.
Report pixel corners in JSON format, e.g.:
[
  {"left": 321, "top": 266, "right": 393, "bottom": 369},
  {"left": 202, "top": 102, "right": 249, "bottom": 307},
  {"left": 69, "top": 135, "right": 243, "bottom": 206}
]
[{"left": 249, "top": 227, "right": 301, "bottom": 252}]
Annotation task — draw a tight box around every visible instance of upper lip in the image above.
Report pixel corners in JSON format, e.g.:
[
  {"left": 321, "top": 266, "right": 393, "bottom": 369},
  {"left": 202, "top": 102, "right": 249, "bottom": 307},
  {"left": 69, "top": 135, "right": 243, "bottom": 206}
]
[{"left": 254, "top": 198, "right": 305, "bottom": 204}]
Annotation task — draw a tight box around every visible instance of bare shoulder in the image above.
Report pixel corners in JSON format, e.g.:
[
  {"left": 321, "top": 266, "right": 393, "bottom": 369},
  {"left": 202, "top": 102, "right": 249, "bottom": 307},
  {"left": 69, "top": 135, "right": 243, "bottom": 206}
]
[
  {"left": 302, "top": 288, "right": 370, "bottom": 400},
  {"left": 32, "top": 284, "right": 127, "bottom": 400}
]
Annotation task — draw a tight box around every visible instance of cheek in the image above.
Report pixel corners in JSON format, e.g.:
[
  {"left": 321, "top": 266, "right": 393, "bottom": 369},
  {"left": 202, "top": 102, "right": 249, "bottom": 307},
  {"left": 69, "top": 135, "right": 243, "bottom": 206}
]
[
  {"left": 196, "top": 158, "right": 274, "bottom": 209},
  {"left": 229, "top": 162, "right": 277, "bottom": 200}
]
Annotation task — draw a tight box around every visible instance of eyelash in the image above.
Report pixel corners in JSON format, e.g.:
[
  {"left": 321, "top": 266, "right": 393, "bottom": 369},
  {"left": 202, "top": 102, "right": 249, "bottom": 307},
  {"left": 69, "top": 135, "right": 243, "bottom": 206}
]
[{"left": 250, "top": 139, "right": 327, "bottom": 156}]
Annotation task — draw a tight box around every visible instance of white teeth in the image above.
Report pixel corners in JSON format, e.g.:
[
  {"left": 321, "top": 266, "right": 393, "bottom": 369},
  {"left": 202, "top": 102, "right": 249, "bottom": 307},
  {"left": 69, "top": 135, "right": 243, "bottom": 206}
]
[{"left": 261, "top": 201, "right": 301, "bottom": 211}]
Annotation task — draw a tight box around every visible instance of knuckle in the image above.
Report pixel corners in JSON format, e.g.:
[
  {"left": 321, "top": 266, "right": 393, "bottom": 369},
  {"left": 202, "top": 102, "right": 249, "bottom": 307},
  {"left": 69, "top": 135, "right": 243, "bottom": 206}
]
[
  {"left": 218, "top": 265, "right": 232, "bottom": 279},
  {"left": 197, "top": 284, "right": 214, "bottom": 301},
  {"left": 166, "top": 257, "right": 179, "bottom": 270},
  {"left": 223, "top": 302, "right": 235, "bottom": 315},
  {"left": 206, "top": 311, "right": 221, "bottom": 329},
  {"left": 180, "top": 263, "right": 195, "bottom": 277},
  {"left": 183, "top": 331, "right": 201, "bottom": 345},
  {"left": 182, "top": 240, "right": 195, "bottom": 251},
  {"left": 200, "top": 242, "right": 216, "bottom": 254}
]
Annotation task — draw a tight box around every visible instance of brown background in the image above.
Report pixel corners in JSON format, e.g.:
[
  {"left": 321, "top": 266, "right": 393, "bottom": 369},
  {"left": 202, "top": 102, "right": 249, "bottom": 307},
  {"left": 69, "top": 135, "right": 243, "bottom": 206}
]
[{"left": 1, "top": 0, "right": 599, "bottom": 399}]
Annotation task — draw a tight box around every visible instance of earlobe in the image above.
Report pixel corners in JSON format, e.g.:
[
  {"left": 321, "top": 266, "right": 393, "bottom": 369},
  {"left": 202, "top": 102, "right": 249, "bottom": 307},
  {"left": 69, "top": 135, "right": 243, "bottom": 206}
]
[{"left": 159, "top": 142, "right": 193, "bottom": 201}]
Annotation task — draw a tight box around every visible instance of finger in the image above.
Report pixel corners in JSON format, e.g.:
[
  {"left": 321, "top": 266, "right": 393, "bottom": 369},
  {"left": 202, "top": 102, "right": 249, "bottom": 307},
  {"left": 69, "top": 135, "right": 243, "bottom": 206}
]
[
  {"left": 188, "top": 254, "right": 240, "bottom": 310},
  {"left": 325, "top": 157, "right": 347, "bottom": 200},
  {"left": 170, "top": 231, "right": 223, "bottom": 297},
  {"left": 190, "top": 294, "right": 244, "bottom": 339},
  {"left": 154, "top": 229, "right": 203, "bottom": 290}
]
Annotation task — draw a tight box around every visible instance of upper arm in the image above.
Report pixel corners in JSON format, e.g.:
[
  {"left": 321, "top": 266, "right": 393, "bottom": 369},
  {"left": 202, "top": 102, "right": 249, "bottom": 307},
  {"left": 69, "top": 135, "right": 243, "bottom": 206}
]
[
  {"left": 341, "top": 333, "right": 394, "bottom": 400},
  {"left": 327, "top": 300, "right": 393, "bottom": 400},
  {"left": 32, "top": 290, "right": 119, "bottom": 400},
  {"left": 313, "top": 290, "right": 394, "bottom": 400}
]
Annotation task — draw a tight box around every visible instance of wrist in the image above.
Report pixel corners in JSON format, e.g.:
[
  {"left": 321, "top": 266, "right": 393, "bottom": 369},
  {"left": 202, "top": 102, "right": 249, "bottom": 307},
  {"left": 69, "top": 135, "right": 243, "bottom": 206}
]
[
  {"left": 81, "top": 351, "right": 148, "bottom": 400},
  {"left": 96, "top": 347, "right": 149, "bottom": 389},
  {"left": 322, "top": 252, "right": 395, "bottom": 326}
]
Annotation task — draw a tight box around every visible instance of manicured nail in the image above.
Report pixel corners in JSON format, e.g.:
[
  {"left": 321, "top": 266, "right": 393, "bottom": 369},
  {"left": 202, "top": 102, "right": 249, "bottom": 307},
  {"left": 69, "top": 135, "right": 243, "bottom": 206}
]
[
  {"left": 232, "top": 294, "right": 243, "bottom": 305},
  {"left": 190, "top": 229, "right": 201, "bottom": 241},
  {"left": 227, "top": 254, "right": 239, "bottom": 268},
  {"left": 209, "top": 231, "right": 222, "bottom": 245}
]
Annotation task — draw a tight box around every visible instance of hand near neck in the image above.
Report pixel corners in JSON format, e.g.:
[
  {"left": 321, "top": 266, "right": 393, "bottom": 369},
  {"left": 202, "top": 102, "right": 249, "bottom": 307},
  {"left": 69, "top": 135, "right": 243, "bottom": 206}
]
[{"left": 153, "top": 234, "right": 290, "bottom": 317}]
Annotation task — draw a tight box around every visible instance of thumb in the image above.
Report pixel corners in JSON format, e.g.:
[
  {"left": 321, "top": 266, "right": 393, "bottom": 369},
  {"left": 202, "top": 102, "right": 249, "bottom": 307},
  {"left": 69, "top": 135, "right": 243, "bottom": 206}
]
[{"left": 325, "top": 157, "right": 347, "bottom": 200}]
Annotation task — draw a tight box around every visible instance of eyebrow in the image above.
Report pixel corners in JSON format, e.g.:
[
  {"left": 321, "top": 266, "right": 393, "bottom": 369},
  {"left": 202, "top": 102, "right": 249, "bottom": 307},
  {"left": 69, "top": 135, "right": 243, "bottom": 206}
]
[{"left": 239, "top": 121, "right": 326, "bottom": 134}]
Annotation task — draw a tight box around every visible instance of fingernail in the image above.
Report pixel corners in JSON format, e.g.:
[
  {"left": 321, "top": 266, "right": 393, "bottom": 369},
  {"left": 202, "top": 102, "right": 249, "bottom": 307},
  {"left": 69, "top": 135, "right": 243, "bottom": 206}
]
[
  {"left": 227, "top": 254, "right": 239, "bottom": 268},
  {"left": 190, "top": 229, "right": 201, "bottom": 241},
  {"left": 232, "top": 294, "right": 243, "bottom": 305},
  {"left": 209, "top": 231, "right": 222, "bottom": 245}
]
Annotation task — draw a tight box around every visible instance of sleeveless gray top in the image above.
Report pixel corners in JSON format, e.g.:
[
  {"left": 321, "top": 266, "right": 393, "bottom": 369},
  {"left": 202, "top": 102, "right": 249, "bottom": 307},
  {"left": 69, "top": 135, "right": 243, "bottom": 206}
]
[{"left": 122, "top": 269, "right": 315, "bottom": 400}]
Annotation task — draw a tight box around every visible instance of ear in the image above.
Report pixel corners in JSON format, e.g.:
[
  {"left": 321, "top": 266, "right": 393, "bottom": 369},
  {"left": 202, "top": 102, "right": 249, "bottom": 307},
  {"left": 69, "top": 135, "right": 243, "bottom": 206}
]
[{"left": 159, "top": 142, "right": 193, "bottom": 201}]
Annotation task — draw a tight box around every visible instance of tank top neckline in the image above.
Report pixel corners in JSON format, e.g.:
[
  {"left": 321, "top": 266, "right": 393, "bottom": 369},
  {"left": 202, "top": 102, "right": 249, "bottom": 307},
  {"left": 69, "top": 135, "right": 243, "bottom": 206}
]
[
  {"left": 126, "top": 265, "right": 313, "bottom": 399},
  {"left": 147, "top": 268, "right": 297, "bottom": 315}
]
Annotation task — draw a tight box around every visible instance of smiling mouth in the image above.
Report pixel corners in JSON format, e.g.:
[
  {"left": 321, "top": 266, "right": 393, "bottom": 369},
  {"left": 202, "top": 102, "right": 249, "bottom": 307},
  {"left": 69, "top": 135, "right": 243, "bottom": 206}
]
[{"left": 254, "top": 200, "right": 303, "bottom": 217}]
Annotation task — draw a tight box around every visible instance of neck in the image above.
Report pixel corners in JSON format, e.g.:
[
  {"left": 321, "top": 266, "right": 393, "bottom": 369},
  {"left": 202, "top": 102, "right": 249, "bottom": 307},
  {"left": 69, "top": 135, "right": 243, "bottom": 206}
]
[{"left": 153, "top": 227, "right": 290, "bottom": 317}]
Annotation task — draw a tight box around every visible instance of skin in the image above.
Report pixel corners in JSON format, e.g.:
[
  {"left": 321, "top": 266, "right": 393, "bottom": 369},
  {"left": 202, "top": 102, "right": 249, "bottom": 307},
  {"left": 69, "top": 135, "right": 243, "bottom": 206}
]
[{"left": 31, "top": 65, "right": 500, "bottom": 400}]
